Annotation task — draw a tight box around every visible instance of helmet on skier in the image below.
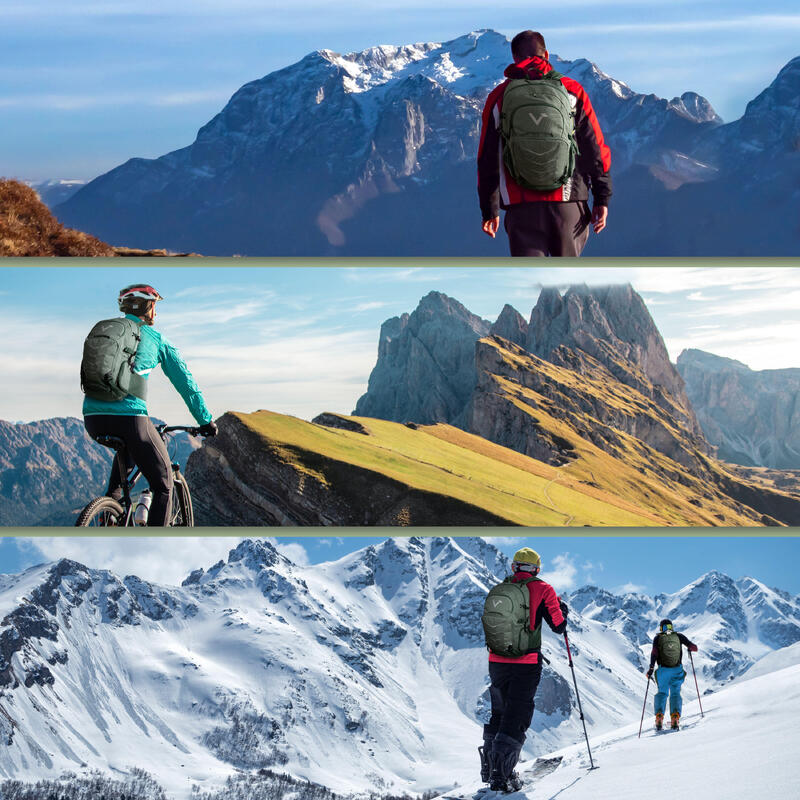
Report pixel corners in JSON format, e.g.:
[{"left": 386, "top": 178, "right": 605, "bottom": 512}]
[
  {"left": 118, "top": 284, "right": 163, "bottom": 320},
  {"left": 512, "top": 547, "right": 541, "bottom": 575},
  {"left": 659, "top": 619, "right": 674, "bottom": 633}
]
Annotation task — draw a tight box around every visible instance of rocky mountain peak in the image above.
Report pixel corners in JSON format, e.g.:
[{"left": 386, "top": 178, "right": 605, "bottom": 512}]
[
  {"left": 490, "top": 303, "right": 528, "bottom": 347},
  {"left": 354, "top": 292, "right": 490, "bottom": 425},
  {"left": 677, "top": 348, "right": 800, "bottom": 469},
  {"left": 527, "top": 284, "right": 695, "bottom": 416}
]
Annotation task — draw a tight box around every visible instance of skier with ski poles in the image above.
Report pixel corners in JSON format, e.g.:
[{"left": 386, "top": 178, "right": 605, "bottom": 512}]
[
  {"left": 480, "top": 548, "right": 568, "bottom": 792},
  {"left": 646, "top": 619, "right": 699, "bottom": 731}
]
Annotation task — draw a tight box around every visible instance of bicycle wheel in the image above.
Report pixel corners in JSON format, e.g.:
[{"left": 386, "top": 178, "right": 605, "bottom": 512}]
[
  {"left": 75, "top": 496, "right": 126, "bottom": 527},
  {"left": 170, "top": 470, "right": 194, "bottom": 527}
]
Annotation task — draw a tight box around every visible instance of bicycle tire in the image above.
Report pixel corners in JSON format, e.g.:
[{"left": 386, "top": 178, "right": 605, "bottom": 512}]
[
  {"left": 170, "top": 470, "right": 194, "bottom": 527},
  {"left": 75, "top": 496, "right": 126, "bottom": 527}
]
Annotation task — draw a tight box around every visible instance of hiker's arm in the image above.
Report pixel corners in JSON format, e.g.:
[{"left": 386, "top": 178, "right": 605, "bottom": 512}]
[
  {"left": 159, "top": 338, "right": 214, "bottom": 425},
  {"left": 648, "top": 636, "right": 659, "bottom": 670},
  {"left": 679, "top": 633, "right": 698, "bottom": 652},
  {"left": 539, "top": 584, "right": 567, "bottom": 634},
  {"left": 573, "top": 87, "right": 612, "bottom": 211},
  {"left": 478, "top": 88, "right": 503, "bottom": 227}
]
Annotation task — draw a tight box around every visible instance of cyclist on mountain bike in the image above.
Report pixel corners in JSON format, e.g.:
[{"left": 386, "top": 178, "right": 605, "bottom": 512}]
[{"left": 82, "top": 284, "right": 217, "bottom": 526}]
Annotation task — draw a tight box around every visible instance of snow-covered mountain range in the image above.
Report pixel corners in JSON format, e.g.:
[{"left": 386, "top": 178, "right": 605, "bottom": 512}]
[
  {"left": 54, "top": 31, "right": 798, "bottom": 255},
  {"left": 1, "top": 537, "right": 798, "bottom": 798}
]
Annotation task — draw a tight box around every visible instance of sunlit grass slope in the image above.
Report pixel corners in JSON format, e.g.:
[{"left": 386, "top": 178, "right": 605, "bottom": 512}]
[{"left": 234, "top": 410, "right": 720, "bottom": 527}]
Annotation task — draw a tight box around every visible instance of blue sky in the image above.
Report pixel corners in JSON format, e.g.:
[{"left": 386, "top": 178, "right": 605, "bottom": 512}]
[
  {"left": 1, "top": 264, "right": 799, "bottom": 426},
  {"left": 3, "top": 536, "right": 799, "bottom": 597},
  {"left": 1, "top": 1, "right": 799, "bottom": 180}
]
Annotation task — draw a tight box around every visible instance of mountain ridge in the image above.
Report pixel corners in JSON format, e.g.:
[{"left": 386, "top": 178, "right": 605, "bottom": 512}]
[
  {"left": 1, "top": 536, "right": 798, "bottom": 796},
  {"left": 52, "top": 30, "right": 798, "bottom": 256}
]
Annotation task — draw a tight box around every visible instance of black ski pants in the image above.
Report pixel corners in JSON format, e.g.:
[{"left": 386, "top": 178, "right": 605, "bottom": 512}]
[
  {"left": 504, "top": 201, "right": 591, "bottom": 257},
  {"left": 84, "top": 414, "right": 173, "bottom": 526},
  {"left": 485, "top": 661, "right": 542, "bottom": 744}
]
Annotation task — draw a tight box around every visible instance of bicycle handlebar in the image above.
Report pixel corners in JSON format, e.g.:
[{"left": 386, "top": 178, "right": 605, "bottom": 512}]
[{"left": 156, "top": 424, "right": 203, "bottom": 436}]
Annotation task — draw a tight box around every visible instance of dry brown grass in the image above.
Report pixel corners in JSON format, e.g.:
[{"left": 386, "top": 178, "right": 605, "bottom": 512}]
[
  {"left": 0, "top": 178, "right": 116, "bottom": 256},
  {"left": 0, "top": 179, "right": 200, "bottom": 257}
]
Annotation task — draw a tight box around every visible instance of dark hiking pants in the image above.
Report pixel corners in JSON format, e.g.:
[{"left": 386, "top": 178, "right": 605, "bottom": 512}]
[
  {"left": 504, "top": 201, "right": 591, "bottom": 257},
  {"left": 485, "top": 661, "right": 543, "bottom": 744},
  {"left": 84, "top": 415, "right": 173, "bottom": 526}
]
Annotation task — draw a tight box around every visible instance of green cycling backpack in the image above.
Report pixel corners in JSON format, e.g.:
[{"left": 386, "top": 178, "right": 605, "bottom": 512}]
[
  {"left": 482, "top": 576, "right": 541, "bottom": 657},
  {"left": 500, "top": 70, "right": 578, "bottom": 192},
  {"left": 657, "top": 631, "right": 682, "bottom": 667},
  {"left": 80, "top": 317, "right": 147, "bottom": 402}
]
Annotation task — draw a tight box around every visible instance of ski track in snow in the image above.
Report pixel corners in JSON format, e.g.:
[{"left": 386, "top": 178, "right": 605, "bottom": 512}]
[{"left": 443, "top": 661, "right": 800, "bottom": 800}]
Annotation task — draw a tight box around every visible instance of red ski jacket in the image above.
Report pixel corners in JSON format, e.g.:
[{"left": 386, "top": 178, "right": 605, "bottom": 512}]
[
  {"left": 477, "top": 56, "right": 612, "bottom": 221},
  {"left": 489, "top": 571, "right": 567, "bottom": 665}
]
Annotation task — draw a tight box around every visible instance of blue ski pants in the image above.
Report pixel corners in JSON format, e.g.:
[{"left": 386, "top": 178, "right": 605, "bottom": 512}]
[{"left": 654, "top": 665, "right": 686, "bottom": 716}]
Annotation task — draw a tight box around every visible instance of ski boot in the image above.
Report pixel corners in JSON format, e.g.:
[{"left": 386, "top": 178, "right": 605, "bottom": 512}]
[
  {"left": 654, "top": 712, "right": 664, "bottom": 731},
  {"left": 488, "top": 733, "right": 523, "bottom": 793},
  {"left": 480, "top": 728, "right": 494, "bottom": 783},
  {"left": 670, "top": 712, "right": 680, "bottom": 730}
]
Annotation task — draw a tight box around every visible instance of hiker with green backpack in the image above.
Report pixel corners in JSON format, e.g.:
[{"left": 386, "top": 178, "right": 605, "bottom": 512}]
[
  {"left": 477, "top": 30, "right": 612, "bottom": 256},
  {"left": 646, "top": 619, "right": 699, "bottom": 731},
  {"left": 81, "top": 284, "right": 217, "bottom": 526},
  {"left": 480, "top": 548, "right": 568, "bottom": 792}
]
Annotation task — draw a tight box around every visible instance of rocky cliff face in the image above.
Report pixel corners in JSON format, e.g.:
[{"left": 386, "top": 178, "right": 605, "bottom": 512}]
[
  {"left": 358, "top": 285, "right": 703, "bottom": 455},
  {"left": 677, "top": 349, "right": 800, "bottom": 469},
  {"left": 185, "top": 411, "right": 509, "bottom": 526},
  {"left": 528, "top": 286, "right": 698, "bottom": 430},
  {"left": 354, "top": 291, "right": 490, "bottom": 426}
]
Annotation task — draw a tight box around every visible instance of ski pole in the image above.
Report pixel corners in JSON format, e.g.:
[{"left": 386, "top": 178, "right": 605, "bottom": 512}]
[
  {"left": 563, "top": 632, "right": 597, "bottom": 770},
  {"left": 638, "top": 674, "right": 653, "bottom": 738},
  {"left": 688, "top": 650, "right": 704, "bottom": 718}
]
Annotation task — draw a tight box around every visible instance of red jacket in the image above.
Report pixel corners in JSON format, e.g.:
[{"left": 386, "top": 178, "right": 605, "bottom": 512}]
[
  {"left": 477, "top": 56, "right": 612, "bottom": 221},
  {"left": 489, "top": 571, "right": 567, "bottom": 665}
]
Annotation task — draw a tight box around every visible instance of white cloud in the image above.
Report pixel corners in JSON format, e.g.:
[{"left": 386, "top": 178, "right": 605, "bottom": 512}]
[
  {"left": 482, "top": 536, "right": 524, "bottom": 549},
  {"left": 545, "top": 553, "right": 579, "bottom": 592},
  {"left": 0, "top": 88, "right": 233, "bottom": 110},
  {"left": 20, "top": 537, "right": 242, "bottom": 585},
  {"left": 614, "top": 581, "right": 648, "bottom": 594},
  {"left": 264, "top": 538, "right": 309, "bottom": 566}
]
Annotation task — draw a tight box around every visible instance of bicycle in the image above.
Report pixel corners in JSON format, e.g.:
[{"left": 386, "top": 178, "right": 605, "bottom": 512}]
[{"left": 75, "top": 424, "right": 202, "bottom": 527}]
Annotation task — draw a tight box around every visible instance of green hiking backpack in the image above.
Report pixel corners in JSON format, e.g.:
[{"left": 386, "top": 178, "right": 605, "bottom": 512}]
[
  {"left": 657, "top": 631, "right": 682, "bottom": 667},
  {"left": 482, "top": 576, "right": 541, "bottom": 657},
  {"left": 80, "top": 317, "right": 147, "bottom": 402},
  {"left": 500, "top": 70, "right": 578, "bottom": 192}
]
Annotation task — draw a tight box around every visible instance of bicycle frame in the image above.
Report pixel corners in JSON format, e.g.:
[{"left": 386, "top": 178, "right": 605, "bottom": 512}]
[{"left": 105, "top": 423, "right": 200, "bottom": 525}]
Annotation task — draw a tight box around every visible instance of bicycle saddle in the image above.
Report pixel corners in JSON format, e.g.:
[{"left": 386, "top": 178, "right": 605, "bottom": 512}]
[{"left": 94, "top": 434, "right": 126, "bottom": 452}]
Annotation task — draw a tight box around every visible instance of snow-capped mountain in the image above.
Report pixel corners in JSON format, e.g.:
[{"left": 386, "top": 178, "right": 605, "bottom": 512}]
[
  {"left": 0, "top": 538, "right": 797, "bottom": 798},
  {"left": 570, "top": 570, "right": 800, "bottom": 684},
  {"left": 55, "top": 29, "right": 795, "bottom": 257},
  {"left": 26, "top": 179, "right": 86, "bottom": 209}
]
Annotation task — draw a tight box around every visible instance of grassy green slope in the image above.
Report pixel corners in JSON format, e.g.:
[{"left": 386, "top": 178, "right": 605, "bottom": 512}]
[{"left": 233, "top": 410, "right": 670, "bottom": 527}]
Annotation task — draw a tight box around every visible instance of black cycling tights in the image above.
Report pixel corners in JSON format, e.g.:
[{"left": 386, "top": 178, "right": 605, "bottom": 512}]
[{"left": 84, "top": 415, "right": 173, "bottom": 526}]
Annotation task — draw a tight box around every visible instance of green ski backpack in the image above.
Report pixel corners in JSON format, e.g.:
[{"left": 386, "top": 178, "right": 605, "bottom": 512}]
[
  {"left": 80, "top": 317, "right": 147, "bottom": 402},
  {"left": 657, "top": 631, "right": 682, "bottom": 667},
  {"left": 482, "top": 576, "right": 541, "bottom": 657},
  {"left": 500, "top": 70, "right": 578, "bottom": 192}
]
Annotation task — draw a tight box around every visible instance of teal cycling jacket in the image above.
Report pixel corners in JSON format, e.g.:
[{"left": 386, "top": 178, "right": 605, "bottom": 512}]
[{"left": 83, "top": 314, "right": 213, "bottom": 425}]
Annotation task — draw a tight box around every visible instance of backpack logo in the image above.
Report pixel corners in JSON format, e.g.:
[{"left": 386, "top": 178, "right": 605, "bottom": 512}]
[
  {"left": 528, "top": 112, "right": 548, "bottom": 126},
  {"left": 492, "top": 599, "right": 504, "bottom": 608}
]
